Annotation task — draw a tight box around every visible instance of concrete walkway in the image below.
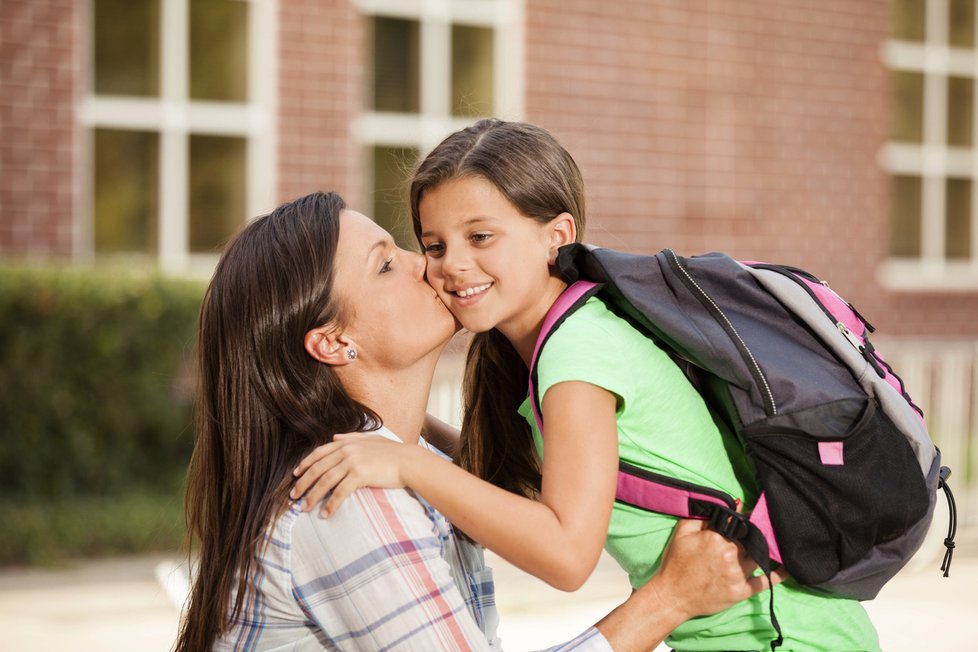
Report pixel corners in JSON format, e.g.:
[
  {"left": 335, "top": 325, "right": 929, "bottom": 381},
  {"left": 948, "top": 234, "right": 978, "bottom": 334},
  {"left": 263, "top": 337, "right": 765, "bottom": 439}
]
[{"left": 1, "top": 546, "right": 975, "bottom": 651}]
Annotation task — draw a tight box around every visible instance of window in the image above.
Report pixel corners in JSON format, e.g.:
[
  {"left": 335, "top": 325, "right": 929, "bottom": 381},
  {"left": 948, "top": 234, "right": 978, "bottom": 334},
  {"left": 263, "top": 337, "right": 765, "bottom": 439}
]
[
  {"left": 354, "top": 0, "right": 524, "bottom": 249},
  {"left": 83, "top": 0, "right": 277, "bottom": 272},
  {"left": 881, "top": 0, "right": 978, "bottom": 289}
]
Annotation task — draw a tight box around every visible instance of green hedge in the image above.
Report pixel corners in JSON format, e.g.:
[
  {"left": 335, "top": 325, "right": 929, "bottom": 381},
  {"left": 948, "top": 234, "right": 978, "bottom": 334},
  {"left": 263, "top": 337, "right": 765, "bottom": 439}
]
[{"left": 0, "top": 265, "right": 204, "bottom": 564}]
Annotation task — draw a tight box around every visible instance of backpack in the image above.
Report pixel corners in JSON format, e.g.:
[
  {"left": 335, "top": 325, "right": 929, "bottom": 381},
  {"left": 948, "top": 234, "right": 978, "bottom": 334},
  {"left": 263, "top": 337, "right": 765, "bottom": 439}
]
[{"left": 528, "top": 244, "right": 957, "bottom": 648}]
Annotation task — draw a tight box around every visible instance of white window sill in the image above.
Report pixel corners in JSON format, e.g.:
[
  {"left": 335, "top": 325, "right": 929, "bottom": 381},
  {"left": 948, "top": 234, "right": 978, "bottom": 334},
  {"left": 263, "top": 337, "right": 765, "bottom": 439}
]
[{"left": 878, "top": 259, "right": 978, "bottom": 292}]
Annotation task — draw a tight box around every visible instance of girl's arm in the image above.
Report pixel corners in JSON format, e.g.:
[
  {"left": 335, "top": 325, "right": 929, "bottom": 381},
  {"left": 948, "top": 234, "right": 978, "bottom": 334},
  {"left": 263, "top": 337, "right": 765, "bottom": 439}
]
[{"left": 293, "top": 380, "right": 619, "bottom": 591}]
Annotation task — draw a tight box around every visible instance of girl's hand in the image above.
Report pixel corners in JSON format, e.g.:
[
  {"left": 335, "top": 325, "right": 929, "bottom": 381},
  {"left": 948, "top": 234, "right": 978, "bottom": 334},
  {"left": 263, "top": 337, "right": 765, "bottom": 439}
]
[{"left": 290, "top": 434, "right": 418, "bottom": 516}]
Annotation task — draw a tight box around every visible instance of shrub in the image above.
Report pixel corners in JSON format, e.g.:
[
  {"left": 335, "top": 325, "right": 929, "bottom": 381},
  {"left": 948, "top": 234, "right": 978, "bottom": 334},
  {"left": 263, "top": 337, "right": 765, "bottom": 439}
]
[{"left": 0, "top": 265, "right": 203, "bottom": 563}]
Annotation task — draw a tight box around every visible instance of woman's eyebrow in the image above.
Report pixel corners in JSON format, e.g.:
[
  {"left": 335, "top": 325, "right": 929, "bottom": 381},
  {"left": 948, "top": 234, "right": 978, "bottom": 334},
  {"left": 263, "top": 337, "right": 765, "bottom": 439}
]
[{"left": 365, "top": 239, "right": 387, "bottom": 264}]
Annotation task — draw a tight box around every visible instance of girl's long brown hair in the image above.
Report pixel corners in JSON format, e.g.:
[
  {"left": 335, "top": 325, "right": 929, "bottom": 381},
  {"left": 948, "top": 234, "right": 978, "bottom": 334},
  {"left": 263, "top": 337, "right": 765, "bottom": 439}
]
[
  {"left": 175, "top": 192, "right": 380, "bottom": 651},
  {"left": 409, "top": 119, "right": 587, "bottom": 499}
]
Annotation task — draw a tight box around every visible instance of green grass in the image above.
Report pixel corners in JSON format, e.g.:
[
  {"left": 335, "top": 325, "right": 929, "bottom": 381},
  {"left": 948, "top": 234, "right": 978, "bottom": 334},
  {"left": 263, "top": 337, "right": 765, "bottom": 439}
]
[{"left": 0, "top": 490, "right": 186, "bottom": 567}]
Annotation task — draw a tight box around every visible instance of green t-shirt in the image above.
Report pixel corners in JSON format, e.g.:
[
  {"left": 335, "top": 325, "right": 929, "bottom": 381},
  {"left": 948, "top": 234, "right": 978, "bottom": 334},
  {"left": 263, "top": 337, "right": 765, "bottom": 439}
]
[{"left": 517, "top": 297, "right": 880, "bottom": 651}]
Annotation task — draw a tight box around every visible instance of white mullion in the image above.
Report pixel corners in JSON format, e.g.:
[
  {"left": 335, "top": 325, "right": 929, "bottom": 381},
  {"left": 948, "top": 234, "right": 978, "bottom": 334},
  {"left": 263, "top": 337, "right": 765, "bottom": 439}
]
[
  {"left": 159, "top": 0, "right": 189, "bottom": 271},
  {"left": 494, "top": 0, "right": 524, "bottom": 120},
  {"left": 420, "top": 10, "right": 452, "bottom": 149},
  {"left": 247, "top": 0, "right": 278, "bottom": 219},
  {"left": 921, "top": 0, "right": 950, "bottom": 264}
]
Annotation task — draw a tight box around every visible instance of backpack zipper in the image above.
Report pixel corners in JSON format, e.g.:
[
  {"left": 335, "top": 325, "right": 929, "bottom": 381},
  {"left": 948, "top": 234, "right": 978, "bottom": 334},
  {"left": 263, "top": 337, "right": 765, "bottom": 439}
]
[{"left": 664, "top": 249, "right": 777, "bottom": 416}]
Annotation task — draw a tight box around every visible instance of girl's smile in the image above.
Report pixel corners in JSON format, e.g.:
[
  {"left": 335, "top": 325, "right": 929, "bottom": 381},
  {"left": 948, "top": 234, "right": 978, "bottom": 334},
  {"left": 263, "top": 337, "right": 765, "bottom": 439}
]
[{"left": 452, "top": 282, "right": 493, "bottom": 298}]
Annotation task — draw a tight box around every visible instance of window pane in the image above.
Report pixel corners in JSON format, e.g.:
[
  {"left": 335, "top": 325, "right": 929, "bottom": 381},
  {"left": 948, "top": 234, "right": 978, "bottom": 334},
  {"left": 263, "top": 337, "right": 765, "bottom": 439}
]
[
  {"left": 452, "top": 24, "right": 494, "bottom": 117},
  {"left": 190, "top": 0, "right": 249, "bottom": 101},
  {"left": 890, "top": 0, "right": 926, "bottom": 41},
  {"left": 94, "top": 0, "right": 160, "bottom": 96},
  {"left": 890, "top": 175, "right": 922, "bottom": 257},
  {"left": 948, "top": 76, "right": 974, "bottom": 147},
  {"left": 371, "top": 146, "right": 420, "bottom": 250},
  {"left": 891, "top": 71, "right": 924, "bottom": 143},
  {"left": 94, "top": 129, "right": 159, "bottom": 254},
  {"left": 949, "top": 0, "right": 976, "bottom": 48},
  {"left": 946, "top": 178, "right": 972, "bottom": 259},
  {"left": 189, "top": 135, "right": 247, "bottom": 253},
  {"left": 371, "top": 17, "right": 420, "bottom": 113}
]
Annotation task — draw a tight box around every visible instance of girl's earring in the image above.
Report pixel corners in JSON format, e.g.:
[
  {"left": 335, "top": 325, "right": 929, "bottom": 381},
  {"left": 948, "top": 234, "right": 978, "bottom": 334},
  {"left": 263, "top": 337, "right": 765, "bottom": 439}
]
[{"left": 345, "top": 348, "right": 357, "bottom": 360}]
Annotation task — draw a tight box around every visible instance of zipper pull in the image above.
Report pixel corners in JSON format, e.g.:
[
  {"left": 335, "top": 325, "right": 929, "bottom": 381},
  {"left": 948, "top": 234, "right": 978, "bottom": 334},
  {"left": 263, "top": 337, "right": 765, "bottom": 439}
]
[{"left": 837, "top": 322, "right": 864, "bottom": 351}]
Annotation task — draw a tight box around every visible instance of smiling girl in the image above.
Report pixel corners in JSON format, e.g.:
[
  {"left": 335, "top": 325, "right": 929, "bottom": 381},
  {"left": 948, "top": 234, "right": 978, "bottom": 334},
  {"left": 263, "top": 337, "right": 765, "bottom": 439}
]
[{"left": 292, "top": 120, "right": 879, "bottom": 651}]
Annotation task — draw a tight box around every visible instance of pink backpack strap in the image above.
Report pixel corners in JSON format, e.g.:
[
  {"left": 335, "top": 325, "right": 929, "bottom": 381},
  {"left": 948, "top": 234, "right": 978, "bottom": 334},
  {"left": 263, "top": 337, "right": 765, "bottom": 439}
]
[{"left": 528, "top": 281, "right": 600, "bottom": 434}]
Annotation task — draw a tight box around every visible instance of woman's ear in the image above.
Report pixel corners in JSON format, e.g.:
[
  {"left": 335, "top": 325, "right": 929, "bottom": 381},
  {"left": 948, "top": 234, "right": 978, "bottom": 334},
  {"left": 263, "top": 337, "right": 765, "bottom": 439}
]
[
  {"left": 304, "top": 324, "right": 357, "bottom": 366},
  {"left": 548, "top": 212, "right": 578, "bottom": 264}
]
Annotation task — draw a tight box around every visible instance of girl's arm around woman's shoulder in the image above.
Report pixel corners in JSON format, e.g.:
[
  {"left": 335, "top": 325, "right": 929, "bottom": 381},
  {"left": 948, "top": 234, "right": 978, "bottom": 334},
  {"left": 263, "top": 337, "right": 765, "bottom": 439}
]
[{"left": 292, "top": 379, "right": 620, "bottom": 592}]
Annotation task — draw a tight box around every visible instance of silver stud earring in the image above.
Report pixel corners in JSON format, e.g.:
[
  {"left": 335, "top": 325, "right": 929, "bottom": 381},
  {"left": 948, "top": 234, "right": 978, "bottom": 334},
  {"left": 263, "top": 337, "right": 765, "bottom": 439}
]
[{"left": 345, "top": 348, "right": 357, "bottom": 360}]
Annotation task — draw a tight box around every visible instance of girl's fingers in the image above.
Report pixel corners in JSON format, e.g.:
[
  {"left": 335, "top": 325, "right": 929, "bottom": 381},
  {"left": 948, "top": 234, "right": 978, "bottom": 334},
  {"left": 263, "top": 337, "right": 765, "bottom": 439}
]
[
  {"left": 322, "top": 480, "right": 358, "bottom": 517},
  {"left": 293, "top": 442, "right": 335, "bottom": 476},
  {"left": 292, "top": 433, "right": 360, "bottom": 476},
  {"left": 292, "top": 452, "right": 343, "bottom": 498},
  {"left": 301, "top": 466, "right": 350, "bottom": 511}
]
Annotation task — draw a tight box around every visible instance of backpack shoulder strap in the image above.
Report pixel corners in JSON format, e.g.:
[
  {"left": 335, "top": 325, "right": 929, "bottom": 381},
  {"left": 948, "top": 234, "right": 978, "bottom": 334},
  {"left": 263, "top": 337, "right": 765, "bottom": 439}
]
[
  {"left": 526, "top": 279, "right": 744, "bottom": 523},
  {"left": 528, "top": 280, "right": 601, "bottom": 435}
]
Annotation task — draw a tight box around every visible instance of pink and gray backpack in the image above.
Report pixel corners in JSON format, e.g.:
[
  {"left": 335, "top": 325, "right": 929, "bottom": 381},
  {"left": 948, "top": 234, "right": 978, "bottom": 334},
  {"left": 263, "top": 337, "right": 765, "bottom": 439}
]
[{"left": 529, "top": 244, "right": 956, "bottom": 649}]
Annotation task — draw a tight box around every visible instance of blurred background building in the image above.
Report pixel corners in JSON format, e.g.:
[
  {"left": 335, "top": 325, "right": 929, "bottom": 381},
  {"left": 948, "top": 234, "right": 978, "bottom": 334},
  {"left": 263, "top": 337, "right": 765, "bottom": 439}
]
[{"left": 2, "top": 0, "right": 977, "bottom": 530}]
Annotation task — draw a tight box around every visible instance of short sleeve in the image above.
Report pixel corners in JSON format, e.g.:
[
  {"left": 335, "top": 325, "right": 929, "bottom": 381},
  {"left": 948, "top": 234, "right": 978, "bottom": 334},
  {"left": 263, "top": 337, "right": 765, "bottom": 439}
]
[{"left": 536, "top": 297, "right": 642, "bottom": 410}]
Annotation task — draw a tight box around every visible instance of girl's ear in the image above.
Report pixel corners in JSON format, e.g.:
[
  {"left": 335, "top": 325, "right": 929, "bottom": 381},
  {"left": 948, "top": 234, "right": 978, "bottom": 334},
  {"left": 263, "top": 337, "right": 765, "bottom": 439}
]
[
  {"left": 304, "top": 324, "right": 357, "bottom": 366},
  {"left": 548, "top": 212, "right": 578, "bottom": 264}
]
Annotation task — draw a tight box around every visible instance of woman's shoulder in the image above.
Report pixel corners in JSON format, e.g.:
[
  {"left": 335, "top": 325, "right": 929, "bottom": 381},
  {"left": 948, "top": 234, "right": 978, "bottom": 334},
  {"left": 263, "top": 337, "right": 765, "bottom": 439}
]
[{"left": 287, "top": 486, "right": 443, "bottom": 564}]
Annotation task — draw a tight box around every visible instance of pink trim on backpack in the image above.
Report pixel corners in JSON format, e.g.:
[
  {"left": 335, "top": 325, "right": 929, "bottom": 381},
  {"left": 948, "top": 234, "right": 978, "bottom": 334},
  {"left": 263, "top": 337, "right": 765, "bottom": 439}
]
[
  {"left": 818, "top": 441, "right": 845, "bottom": 466},
  {"left": 616, "top": 472, "right": 730, "bottom": 517},
  {"left": 529, "top": 281, "right": 599, "bottom": 435},
  {"left": 795, "top": 276, "right": 926, "bottom": 427},
  {"left": 801, "top": 279, "right": 863, "bottom": 336},
  {"left": 748, "top": 492, "right": 783, "bottom": 564}
]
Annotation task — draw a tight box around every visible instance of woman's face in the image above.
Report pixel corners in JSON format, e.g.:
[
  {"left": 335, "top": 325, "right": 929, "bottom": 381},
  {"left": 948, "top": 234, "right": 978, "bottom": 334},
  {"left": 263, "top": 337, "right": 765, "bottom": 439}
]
[{"left": 331, "top": 209, "right": 457, "bottom": 368}]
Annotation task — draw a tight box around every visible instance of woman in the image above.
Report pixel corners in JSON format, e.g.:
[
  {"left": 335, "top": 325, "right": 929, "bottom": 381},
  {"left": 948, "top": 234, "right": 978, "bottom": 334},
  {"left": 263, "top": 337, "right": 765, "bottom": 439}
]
[{"left": 174, "top": 191, "right": 772, "bottom": 651}]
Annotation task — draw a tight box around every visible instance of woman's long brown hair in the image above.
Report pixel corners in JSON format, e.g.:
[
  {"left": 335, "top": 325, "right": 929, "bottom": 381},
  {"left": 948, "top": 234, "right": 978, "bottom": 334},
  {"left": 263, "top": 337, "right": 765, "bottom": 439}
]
[
  {"left": 174, "top": 192, "right": 380, "bottom": 651},
  {"left": 409, "top": 119, "right": 587, "bottom": 500}
]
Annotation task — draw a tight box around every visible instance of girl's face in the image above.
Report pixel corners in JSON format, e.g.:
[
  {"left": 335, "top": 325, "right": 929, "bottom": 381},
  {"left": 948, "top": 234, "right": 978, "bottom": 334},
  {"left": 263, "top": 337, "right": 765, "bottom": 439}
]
[
  {"left": 418, "top": 176, "right": 574, "bottom": 350},
  {"left": 332, "top": 209, "right": 456, "bottom": 368}
]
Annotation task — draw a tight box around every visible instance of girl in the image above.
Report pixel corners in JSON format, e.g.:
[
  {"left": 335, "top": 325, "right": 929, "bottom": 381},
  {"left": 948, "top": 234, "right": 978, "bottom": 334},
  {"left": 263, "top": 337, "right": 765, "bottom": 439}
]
[{"left": 293, "top": 120, "right": 878, "bottom": 651}]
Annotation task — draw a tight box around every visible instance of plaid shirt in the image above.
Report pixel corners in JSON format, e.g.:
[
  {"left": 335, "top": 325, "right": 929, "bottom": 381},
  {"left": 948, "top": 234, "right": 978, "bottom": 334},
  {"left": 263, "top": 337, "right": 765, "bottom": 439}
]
[{"left": 214, "top": 427, "right": 612, "bottom": 652}]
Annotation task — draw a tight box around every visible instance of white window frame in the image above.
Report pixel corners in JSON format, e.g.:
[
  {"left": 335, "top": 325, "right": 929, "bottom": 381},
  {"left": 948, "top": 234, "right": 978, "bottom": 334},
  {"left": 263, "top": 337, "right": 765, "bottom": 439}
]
[
  {"left": 879, "top": 0, "right": 978, "bottom": 290},
  {"left": 78, "top": 0, "right": 278, "bottom": 275},
  {"left": 351, "top": 0, "right": 525, "bottom": 212}
]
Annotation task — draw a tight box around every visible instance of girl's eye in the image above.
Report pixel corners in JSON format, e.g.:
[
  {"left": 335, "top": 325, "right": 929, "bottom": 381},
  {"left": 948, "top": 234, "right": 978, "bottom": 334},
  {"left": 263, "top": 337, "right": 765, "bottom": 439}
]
[
  {"left": 471, "top": 232, "right": 492, "bottom": 244},
  {"left": 423, "top": 242, "right": 444, "bottom": 256},
  {"left": 379, "top": 258, "right": 393, "bottom": 274}
]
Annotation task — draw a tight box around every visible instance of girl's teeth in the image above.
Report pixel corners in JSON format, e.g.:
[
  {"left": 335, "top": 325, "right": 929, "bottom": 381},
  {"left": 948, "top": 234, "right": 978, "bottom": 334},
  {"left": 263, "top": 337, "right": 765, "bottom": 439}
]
[{"left": 458, "top": 283, "right": 490, "bottom": 297}]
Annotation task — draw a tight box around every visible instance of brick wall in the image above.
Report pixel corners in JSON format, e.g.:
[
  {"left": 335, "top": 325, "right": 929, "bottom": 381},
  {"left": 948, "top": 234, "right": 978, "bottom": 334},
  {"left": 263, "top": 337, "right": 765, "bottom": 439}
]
[
  {"left": 524, "top": 0, "right": 978, "bottom": 336},
  {"left": 0, "top": 0, "right": 79, "bottom": 259},
  {"left": 277, "top": 0, "right": 363, "bottom": 207},
  {"left": 1, "top": 1, "right": 975, "bottom": 336}
]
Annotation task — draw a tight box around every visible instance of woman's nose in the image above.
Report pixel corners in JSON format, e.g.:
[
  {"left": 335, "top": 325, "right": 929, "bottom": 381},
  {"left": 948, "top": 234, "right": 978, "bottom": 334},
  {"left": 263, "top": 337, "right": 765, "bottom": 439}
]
[{"left": 407, "top": 250, "right": 426, "bottom": 280}]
